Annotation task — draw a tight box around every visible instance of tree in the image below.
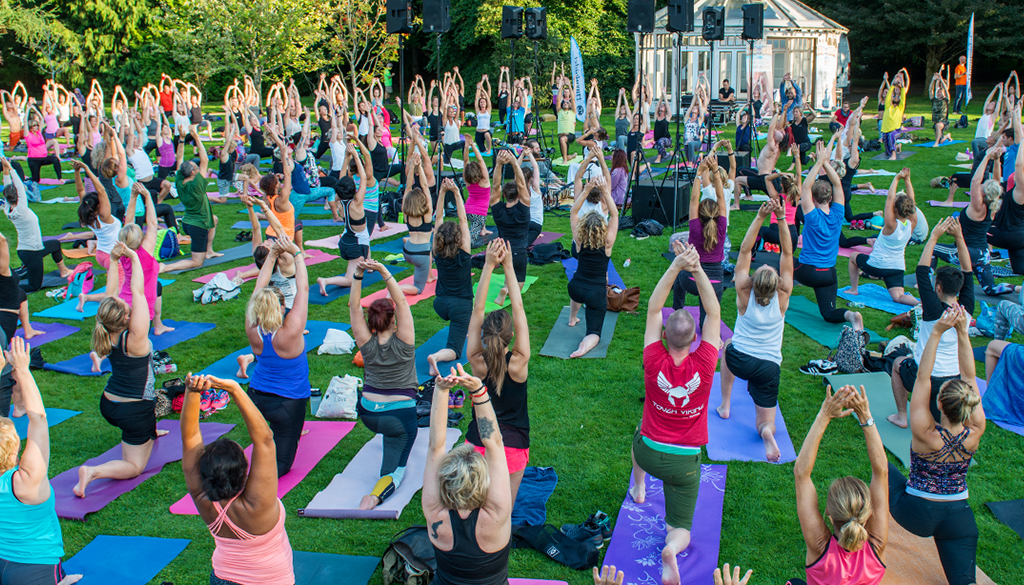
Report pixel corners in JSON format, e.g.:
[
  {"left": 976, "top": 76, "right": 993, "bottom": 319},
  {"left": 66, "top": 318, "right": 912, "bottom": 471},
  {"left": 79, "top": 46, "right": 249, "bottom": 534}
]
[
  {"left": 159, "top": 0, "right": 235, "bottom": 92},
  {"left": 324, "top": 0, "right": 398, "bottom": 90},
  {"left": 45, "top": 0, "right": 152, "bottom": 74},
  {"left": 4, "top": 4, "right": 82, "bottom": 83}
]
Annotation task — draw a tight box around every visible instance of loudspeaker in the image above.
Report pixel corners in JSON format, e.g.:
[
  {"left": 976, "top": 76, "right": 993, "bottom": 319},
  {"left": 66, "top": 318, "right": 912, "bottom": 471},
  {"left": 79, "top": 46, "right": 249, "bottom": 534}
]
[
  {"left": 422, "top": 0, "right": 450, "bottom": 33},
  {"left": 741, "top": 3, "right": 764, "bottom": 40},
  {"left": 627, "top": 0, "right": 656, "bottom": 33},
  {"left": 631, "top": 179, "right": 691, "bottom": 225},
  {"left": 701, "top": 6, "right": 725, "bottom": 41},
  {"left": 525, "top": 7, "right": 547, "bottom": 40},
  {"left": 502, "top": 6, "right": 524, "bottom": 39},
  {"left": 386, "top": 0, "right": 413, "bottom": 34},
  {"left": 717, "top": 151, "right": 751, "bottom": 170},
  {"left": 665, "top": 0, "right": 694, "bottom": 33}
]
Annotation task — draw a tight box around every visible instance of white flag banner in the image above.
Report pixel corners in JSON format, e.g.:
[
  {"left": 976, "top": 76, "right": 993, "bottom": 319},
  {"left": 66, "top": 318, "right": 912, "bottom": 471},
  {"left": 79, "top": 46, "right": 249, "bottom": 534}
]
[
  {"left": 966, "top": 12, "right": 974, "bottom": 104},
  {"left": 571, "top": 36, "right": 586, "bottom": 122}
]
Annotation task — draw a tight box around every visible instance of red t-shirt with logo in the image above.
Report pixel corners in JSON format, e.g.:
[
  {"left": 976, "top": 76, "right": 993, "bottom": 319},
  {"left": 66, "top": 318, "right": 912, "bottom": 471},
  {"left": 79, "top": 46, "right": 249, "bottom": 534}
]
[
  {"left": 641, "top": 340, "right": 719, "bottom": 446},
  {"left": 160, "top": 90, "right": 174, "bottom": 112}
]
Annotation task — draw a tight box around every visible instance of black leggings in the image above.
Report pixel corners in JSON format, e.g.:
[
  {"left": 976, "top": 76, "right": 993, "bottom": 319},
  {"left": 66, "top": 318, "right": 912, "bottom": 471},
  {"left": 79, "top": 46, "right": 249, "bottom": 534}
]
[
  {"left": 17, "top": 242, "right": 64, "bottom": 292},
  {"left": 793, "top": 263, "right": 847, "bottom": 323},
  {"left": 889, "top": 463, "right": 978, "bottom": 585},
  {"left": 132, "top": 204, "right": 177, "bottom": 230},
  {"left": 27, "top": 156, "right": 62, "bottom": 183},
  {"left": 357, "top": 399, "right": 418, "bottom": 478},
  {"left": 247, "top": 388, "right": 307, "bottom": 477},
  {"left": 759, "top": 223, "right": 798, "bottom": 247},
  {"left": 568, "top": 279, "right": 608, "bottom": 337},
  {"left": 314, "top": 138, "right": 331, "bottom": 162},
  {"left": 0, "top": 558, "right": 66, "bottom": 585},
  {"left": 433, "top": 296, "right": 472, "bottom": 358},
  {"left": 932, "top": 243, "right": 998, "bottom": 293},
  {"left": 373, "top": 163, "right": 404, "bottom": 184},
  {"left": 988, "top": 228, "right": 1024, "bottom": 275},
  {"left": 527, "top": 221, "right": 543, "bottom": 247},
  {"left": 840, "top": 231, "right": 877, "bottom": 248},
  {"left": 672, "top": 261, "right": 724, "bottom": 328}
]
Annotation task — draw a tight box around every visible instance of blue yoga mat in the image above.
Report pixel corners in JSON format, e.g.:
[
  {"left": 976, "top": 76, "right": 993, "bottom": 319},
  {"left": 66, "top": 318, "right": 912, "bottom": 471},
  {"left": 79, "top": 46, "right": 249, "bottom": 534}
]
[
  {"left": 44, "top": 320, "right": 216, "bottom": 376},
  {"left": 917, "top": 139, "right": 966, "bottom": 148},
  {"left": 63, "top": 535, "right": 190, "bottom": 585},
  {"left": 511, "top": 466, "right": 558, "bottom": 526},
  {"left": 415, "top": 327, "right": 468, "bottom": 383},
  {"left": 293, "top": 551, "right": 379, "bottom": 585},
  {"left": 309, "top": 267, "right": 407, "bottom": 305},
  {"left": 199, "top": 320, "right": 349, "bottom": 384},
  {"left": 8, "top": 407, "right": 81, "bottom": 439},
  {"left": 838, "top": 283, "right": 917, "bottom": 315},
  {"left": 374, "top": 237, "right": 407, "bottom": 255},
  {"left": 33, "top": 279, "right": 176, "bottom": 321},
  {"left": 234, "top": 219, "right": 343, "bottom": 230},
  {"left": 562, "top": 257, "right": 625, "bottom": 289}
]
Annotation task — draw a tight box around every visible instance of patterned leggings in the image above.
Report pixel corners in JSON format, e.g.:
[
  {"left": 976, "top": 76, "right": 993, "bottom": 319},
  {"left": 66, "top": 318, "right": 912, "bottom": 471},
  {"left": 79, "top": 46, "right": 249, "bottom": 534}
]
[
  {"left": 469, "top": 214, "right": 487, "bottom": 247},
  {"left": 655, "top": 137, "right": 672, "bottom": 159}
]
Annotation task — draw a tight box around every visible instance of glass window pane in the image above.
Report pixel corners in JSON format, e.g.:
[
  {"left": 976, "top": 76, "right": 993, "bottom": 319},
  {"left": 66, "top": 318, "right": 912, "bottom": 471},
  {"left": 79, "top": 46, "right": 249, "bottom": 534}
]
[{"left": 720, "top": 52, "right": 733, "bottom": 89}]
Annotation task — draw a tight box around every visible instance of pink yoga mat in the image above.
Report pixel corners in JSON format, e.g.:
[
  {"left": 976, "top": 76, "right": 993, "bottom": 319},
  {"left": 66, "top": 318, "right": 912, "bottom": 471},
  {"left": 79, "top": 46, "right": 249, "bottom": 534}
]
[
  {"left": 52, "top": 420, "right": 234, "bottom": 521},
  {"left": 360, "top": 270, "right": 437, "bottom": 307},
  {"left": 304, "top": 223, "right": 409, "bottom": 249},
  {"left": 661, "top": 307, "right": 733, "bottom": 352},
  {"left": 928, "top": 200, "right": 969, "bottom": 208},
  {"left": 38, "top": 178, "right": 66, "bottom": 185},
  {"left": 853, "top": 189, "right": 888, "bottom": 196},
  {"left": 191, "top": 248, "right": 339, "bottom": 284},
  {"left": 509, "top": 581, "right": 568, "bottom": 585},
  {"left": 169, "top": 420, "right": 355, "bottom": 515}
]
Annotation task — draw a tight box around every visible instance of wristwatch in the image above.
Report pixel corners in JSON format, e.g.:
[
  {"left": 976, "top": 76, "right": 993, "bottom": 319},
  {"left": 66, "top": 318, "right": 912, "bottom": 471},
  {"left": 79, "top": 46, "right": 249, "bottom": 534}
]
[{"left": 859, "top": 418, "right": 875, "bottom": 428}]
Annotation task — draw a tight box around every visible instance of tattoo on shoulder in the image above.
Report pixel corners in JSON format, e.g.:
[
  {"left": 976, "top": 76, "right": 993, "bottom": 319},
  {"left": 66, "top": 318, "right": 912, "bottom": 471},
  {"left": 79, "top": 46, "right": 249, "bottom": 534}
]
[
  {"left": 431, "top": 520, "right": 442, "bottom": 539},
  {"left": 478, "top": 417, "right": 497, "bottom": 440}
]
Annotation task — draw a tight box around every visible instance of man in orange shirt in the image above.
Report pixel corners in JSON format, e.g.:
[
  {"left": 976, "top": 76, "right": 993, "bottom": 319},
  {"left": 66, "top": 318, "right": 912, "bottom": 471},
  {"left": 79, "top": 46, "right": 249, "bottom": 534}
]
[{"left": 953, "top": 55, "right": 968, "bottom": 114}]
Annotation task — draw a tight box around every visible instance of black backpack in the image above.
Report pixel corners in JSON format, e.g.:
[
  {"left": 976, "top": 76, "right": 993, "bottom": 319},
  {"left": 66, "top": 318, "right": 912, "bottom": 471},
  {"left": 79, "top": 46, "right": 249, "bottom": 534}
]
[
  {"left": 954, "top": 114, "right": 969, "bottom": 129},
  {"left": 630, "top": 219, "right": 664, "bottom": 238},
  {"left": 863, "top": 139, "right": 882, "bottom": 152},
  {"left": 381, "top": 526, "right": 435, "bottom": 585},
  {"left": 380, "top": 192, "right": 403, "bottom": 222},
  {"left": 528, "top": 242, "right": 571, "bottom": 265},
  {"left": 511, "top": 524, "right": 600, "bottom": 570}
]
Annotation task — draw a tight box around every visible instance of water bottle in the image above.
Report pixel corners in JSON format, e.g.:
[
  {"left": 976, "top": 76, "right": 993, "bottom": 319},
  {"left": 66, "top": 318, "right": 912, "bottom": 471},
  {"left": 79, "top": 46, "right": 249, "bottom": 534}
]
[
  {"left": 154, "top": 364, "right": 177, "bottom": 374},
  {"left": 623, "top": 258, "right": 631, "bottom": 268}
]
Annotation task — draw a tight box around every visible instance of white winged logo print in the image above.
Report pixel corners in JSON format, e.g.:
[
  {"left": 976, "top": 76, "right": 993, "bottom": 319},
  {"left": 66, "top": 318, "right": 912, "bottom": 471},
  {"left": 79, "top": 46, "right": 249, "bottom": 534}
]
[{"left": 657, "top": 371, "right": 700, "bottom": 407}]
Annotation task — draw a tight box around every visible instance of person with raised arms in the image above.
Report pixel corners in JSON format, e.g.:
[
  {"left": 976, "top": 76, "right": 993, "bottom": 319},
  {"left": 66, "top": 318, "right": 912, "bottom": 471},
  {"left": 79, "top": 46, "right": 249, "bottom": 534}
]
[
  {"left": 987, "top": 103, "right": 1024, "bottom": 275},
  {"left": 673, "top": 156, "right": 728, "bottom": 328},
  {"left": 1, "top": 158, "right": 73, "bottom": 292},
  {"left": 317, "top": 145, "right": 368, "bottom": 294},
  {"left": 159, "top": 126, "right": 221, "bottom": 273},
  {"left": 426, "top": 178, "right": 474, "bottom": 378}
]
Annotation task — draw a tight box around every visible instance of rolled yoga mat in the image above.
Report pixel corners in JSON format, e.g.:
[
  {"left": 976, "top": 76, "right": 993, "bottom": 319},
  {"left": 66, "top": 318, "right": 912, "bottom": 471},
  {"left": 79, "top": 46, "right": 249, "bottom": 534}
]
[
  {"left": 539, "top": 306, "right": 619, "bottom": 359},
  {"left": 473, "top": 274, "right": 539, "bottom": 313},
  {"left": 415, "top": 327, "right": 468, "bottom": 383},
  {"left": 52, "top": 420, "right": 234, "bottom": 520},
  {"left": 44, "top": 320, "right": 216, "bottom": 376},
  {"left": 784, "top": 295, "right": 887, "bottom": 347},
  {"left": 192, "top": 248, "right": 338, "bottom": 284},
  {"left": 62, "top": 535, "right": 191, "bottom": 585},
  {"left": 300, "top": 427, "right": 462, "bottom": 520},
  {"left": 199, "top": 320, "right": 348, "bottom": 384},
  {"left": 986, "top": 499, "right": 1024, "bottom": 542},
  {"left": 603, "top": 464, "right": 727, "bottom": 585},
  {"left": 16, "top": 322, "right": 79, "bottom": 346},
  {"left": 561, "top": 257, "right": 625, "bottom": 289},
  {"left": 661, "top": 307, "right": 734, "bottom": 352},
  {"left": 33, "top": 279, "right": 175, "bottom": 321},
  {"left": 881, "top": 517, "right": 996, "bottom": 584},
  {"left": 169, "top": 420, "right": 355, "bottom": 515},
  {"left": 838, "top": 283, "right": 918, "bottom": 315},
  {"left": 309, "top": 267, "right": 408, "bottom": 305},
  {"left": 9, "top": 407, "right": 80, "bottom": 440},
  {"left": 293, "top": 551, "right": 380, "bottom": 585},
  {"left": 705, "top": 373, "right": 797, "bottom": 464},
  {"left": 822, "top": 371, "right": 912, "bottom": 468},
  {"left": 360, "top": 270, "right": 437, "bottom": 307},
  {"left": 166, "top": 243, "right": 253, "bottom": 274}
]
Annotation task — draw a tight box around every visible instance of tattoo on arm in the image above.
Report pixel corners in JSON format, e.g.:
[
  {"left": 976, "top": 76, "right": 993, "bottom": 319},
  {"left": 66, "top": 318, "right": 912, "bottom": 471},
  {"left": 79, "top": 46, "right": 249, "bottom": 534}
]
[
  {"left": 431, "top": 520, "right": 442, "bottom": 539},
  {"left": 478, "top": 417, "right": 497, "bottom": 440}
]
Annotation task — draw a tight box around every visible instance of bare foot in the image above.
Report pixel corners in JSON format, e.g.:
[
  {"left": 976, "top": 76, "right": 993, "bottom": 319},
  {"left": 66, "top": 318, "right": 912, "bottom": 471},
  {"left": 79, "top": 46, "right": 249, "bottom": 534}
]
[
  {"left": 716, "top": 403, "right": 730, "bottom": 419},
  {"left": 762, "top": 427, "right": 781, "bottom": 463},
  {"left": 317, "top": 277, "right": 328, "bottom": 297},
  {"left": 847, "top": 288, "right": 859, "bottom": 295},
  {"left": 152, "top": 323, "right": 176, "bottom": 336},
  {"left": 156, "top": 429, "right": 169, "bottom": 437},
  {"left": 427, "top": 355, "right": 440, "bottom": 377},
  {"left": 10, "top": 404, "right": 26, "bottom": 417},
  {"left": 849, "top": 311, "right": 864, "bottom": 331},
  {"left": 863, "top": 182, "right": 875, "bottom": 192},
  {"left": 59, "top": 268, "right": 73, "bottom": 279},
  {"left": 57, "top": 574, "right": 84, "bottom": 585},
  {"left": 207, "top": 251, "right": 224, "bottom": 259},
  {"left": 236, "top": 354, "right": 254, "bottom": 378},
  {"left": 629, "top": 483, "right": 645, "bottom": 504},
  {"left": 89, "top": 351, "right": 102, "bottom": 373},
  {"left": 76, "top": 295, "right": 88, "bottom": 313},
  {"left": 887, "top": 413, "right": 908, "bottom": 428},
  {"left": 379, "top": 224, "right": 390, "bottom": 232},
  {"left": 22, "top": 327, "right": 43, "bottom": 340},
  {"left": 480, "top": 229, "right": 492, "bottom": 237},
  {"left": 427, "top": 272, "right": 437, "bottom": 283},
  {"left": 661, "top": 547, "right": 681, "bottom": 585},
  {"left": 494, "top": 287, "right": 507, "bottom": 306},
  {"left": 568, "top": 316, "right": 580, "bottom": 327},
  {"left": 358, "top": 494, "right": 380, "bottom": 510},
  {"left": 74, "top": 465, "right": 95, "bottom": 498}
]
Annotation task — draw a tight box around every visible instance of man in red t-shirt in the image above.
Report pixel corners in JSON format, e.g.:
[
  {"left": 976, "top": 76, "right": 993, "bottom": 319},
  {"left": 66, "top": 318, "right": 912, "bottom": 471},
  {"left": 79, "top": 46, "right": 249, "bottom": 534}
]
[
  {"left": 953, "top": 55, "right": 967, "bottom": 114},
  {"left": 630, "top": 241, "right": 721, "bottom": 585},
  {"left": 830, "top": 101, "right": 851, "bottom": 134},
  {"left": 159, "top": 74, "right": 175, "bottom": 116}
]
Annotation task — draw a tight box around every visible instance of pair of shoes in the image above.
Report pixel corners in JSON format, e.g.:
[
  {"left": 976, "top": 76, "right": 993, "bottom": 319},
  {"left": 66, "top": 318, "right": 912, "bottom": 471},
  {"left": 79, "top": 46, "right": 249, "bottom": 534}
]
[
  {"left": 851, "top": 220, "right": 865, "bottom": 230},
  {"left": 800, "top": 359, "right": 838, "bottom": 376},
  {"left": 153, "top": 350, "right": 172, "bottom": 367},
  {"left": 448, "top": 389, "right": 465, "bottom": 409},
  {"left": 561, "top": 511, "right": 613, "bottom": 549}
]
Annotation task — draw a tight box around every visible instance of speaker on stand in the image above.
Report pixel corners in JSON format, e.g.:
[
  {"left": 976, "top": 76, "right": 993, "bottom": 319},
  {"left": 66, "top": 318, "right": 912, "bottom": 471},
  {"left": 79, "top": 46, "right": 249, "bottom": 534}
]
[
  {"left": 741, "top": 3, "right": 764, "bottom": 159},
  {"left": 386, "top": 0, "right": 413, "bottom": 34},
  {"left": 627, "top": 0, "right": 655, "bottom": 33},
  {"left": 422, "top": 0, "right": 450, "bottom": 33}
]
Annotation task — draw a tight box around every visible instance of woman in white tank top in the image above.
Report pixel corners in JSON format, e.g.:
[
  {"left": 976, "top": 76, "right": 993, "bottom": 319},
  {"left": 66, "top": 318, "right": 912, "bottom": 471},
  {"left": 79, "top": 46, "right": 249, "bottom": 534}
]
[
  {"left": 719, "top": 200, "right": 795, "bottom": 463},
  {"left": 475, "top": 77, "right": 493, "bottom": 153}
]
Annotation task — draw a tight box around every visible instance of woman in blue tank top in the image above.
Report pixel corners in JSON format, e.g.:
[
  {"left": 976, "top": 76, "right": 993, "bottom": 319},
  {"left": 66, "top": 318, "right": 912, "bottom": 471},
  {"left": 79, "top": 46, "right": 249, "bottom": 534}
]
[{"left": 244, "top": 235, "right": 311, "bottom": 477}]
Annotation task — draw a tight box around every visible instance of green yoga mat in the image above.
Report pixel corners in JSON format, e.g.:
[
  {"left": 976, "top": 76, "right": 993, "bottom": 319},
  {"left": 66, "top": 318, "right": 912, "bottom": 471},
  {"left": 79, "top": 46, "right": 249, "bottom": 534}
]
[
  {"left": 822, "top": 371, "right": 911, "bottom": 468},
  {"left": 473, "top": 274, "right": 539, "bottom": 314},
  {"left": 785, "top": 296, "right": 886, "bottom": 347},
  {"left": 539, "top": 306, "right": 619, "bottom": 359}
]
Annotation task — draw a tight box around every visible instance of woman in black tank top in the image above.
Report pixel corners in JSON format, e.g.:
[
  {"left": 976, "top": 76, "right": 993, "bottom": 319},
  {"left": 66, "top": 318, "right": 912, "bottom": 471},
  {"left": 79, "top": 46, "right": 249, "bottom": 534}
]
[
  {"left": 427, "top": 180, "right": 475, "bottom": 377},
  {"left": 489, "top": 152, "right": 531, "bottom": 306},
  {"left": 0, "top": 234, "right": 40, "bottom": 344},
  {"left": 988, "top": 134, "right": 1024, "bottom": 275},
  {"left": 946, "top": 153, "right": 1003, "bottom": 293},
  {"left": 423, "top": 364, "right": 512, "bottom": 585}
]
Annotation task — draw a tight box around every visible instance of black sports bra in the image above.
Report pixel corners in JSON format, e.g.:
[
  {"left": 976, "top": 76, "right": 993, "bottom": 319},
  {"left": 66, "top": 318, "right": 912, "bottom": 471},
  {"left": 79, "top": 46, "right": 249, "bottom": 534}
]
[{"left": 407, "top": 219, "right": 434, "bottom": 233}]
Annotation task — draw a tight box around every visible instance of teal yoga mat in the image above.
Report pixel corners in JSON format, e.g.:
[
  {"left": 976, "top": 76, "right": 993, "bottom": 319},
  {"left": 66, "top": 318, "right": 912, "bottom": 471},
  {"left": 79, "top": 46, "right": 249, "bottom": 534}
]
[
  {"left": 822, "top": 371, "right": 912, "bottom": 467},
  {"left": 237, "top": 206, "right": 336, "bottom": 216},
  {"left": 32, "top": 279, "right": 175, "bottom": 321},
  {"left": 918, "top": 139, "right": 965, "bottom": 148},
  {"left": 539, "top": 306, "right": 619, "bottom": 359},
  {"left": 199, "top": 320, "right": 349, "bottom": 384},
  {"left": 8, "top": 407, "right": 81, "bottom": 439},
  {"left": 784, "top": 295, "right": 886, "bottom": 347},
  {"left": 294, "top": 552, "right": 379, "bottom": 585},
  {"left": 63, "top": 535, "right": 190, "bottom": 585},
  {"left": 309, "top": 267, "right": 407, "bottom": 305}
]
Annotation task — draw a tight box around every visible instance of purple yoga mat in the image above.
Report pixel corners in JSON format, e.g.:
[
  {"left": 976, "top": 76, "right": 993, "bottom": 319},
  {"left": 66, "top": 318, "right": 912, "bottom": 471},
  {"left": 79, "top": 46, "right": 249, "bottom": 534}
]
[
  {"left": 603, "top": 464, "right": 727, "bottom": 585},
  {"left": 16, "top": 322, "right": 79, "bottom": 346},
  {"left": 661, "top": 307, "right": 733, "bottom": 352},
  {"left": 51, "top": 420, "right": 234, "bottom": 521},
  {"left": 531, "top": 232, "right": 564, "bottom": 246},
  {"left": 928, "top": 200, "right": 969, "bottom": 208},
  {"left": 706, "top": 373, "right": 796, "bottom": 463}
]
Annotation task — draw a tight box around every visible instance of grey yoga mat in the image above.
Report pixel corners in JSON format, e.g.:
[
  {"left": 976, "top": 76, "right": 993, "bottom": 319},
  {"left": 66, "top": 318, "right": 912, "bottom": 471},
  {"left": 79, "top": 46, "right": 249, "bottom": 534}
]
[
  {"left": 299, "top": 427, "right": 462, "bottom": 520},
  {"left": 822, "top": 371, "right": 912, "bottom": 468},
  {"left": 870, "top": 151, "right": 916, "bottom": 161},
  {"left": 166, "top": 243, "right": 252, "bottom": 274},
  {"left": 539, "top": 306, "right": 619, "bottom": 359}
]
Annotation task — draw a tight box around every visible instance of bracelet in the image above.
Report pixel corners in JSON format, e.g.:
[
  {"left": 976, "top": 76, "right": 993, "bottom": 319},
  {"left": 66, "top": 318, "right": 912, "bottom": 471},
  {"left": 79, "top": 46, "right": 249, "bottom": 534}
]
[
  {"left": 292, "top": 251, "right": 302, "bottom": 257},
  {"left": 353, "top": 274, "right": 364, "bottom": 280},
  {"left": 471, "top": 385, "right": 488, "bottom": 398},
  {"left": 472, "top": 398, "right": 491, "bottom": 406}
]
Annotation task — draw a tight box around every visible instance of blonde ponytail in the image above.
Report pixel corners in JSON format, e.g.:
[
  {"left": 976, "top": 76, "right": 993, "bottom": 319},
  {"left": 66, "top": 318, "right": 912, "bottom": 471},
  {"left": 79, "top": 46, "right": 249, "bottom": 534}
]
[
  {"left": 92, "top": 297, "right": 130, "bottom": 358},
  {"left": 938, "top": 379, "right": 981, "bottom": 425},
  {"left": 826, "top": 476, "right": 872, "bottom": 552}
]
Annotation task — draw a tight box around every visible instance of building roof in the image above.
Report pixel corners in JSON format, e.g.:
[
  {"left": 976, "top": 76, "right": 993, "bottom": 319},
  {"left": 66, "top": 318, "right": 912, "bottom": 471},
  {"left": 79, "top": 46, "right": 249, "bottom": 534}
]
[{"left": 655, "top": 0, "right": 847, "bottom": 34}]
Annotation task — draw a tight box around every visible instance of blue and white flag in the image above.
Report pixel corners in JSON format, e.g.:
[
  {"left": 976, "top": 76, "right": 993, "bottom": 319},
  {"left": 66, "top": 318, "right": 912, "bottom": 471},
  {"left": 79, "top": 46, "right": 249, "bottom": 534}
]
[
  {"left": 570, "top": 36, "right": 586, "bottom": 122},
  {"left": 966, "top": 13, "right": 974, "bottom": 104}
]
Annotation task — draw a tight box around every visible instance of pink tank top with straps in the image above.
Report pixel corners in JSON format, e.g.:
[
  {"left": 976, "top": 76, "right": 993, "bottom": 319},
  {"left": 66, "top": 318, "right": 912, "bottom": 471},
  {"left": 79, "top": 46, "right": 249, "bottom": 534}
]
[
  {"left": 207, "top": 494, "right": 294, "bottom": 585},
  {"left": 805, "top": 535, "right": 885, "bottom": 585}
]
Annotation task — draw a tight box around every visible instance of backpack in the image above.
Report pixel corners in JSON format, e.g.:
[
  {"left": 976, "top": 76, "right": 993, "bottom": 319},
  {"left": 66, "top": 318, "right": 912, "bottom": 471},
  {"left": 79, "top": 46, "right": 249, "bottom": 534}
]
[
  {"left": 511, "top": 524, "right": 600, "bottom": 570},
  {"left": 954, "top": 114, "right": 969, "bottom": 129},
  {"left": 863, "top": 139, "right": 881, "bottom": 152},
  {"left": 380, "top": 192, "right": 402, "bottom": 223},
  {"left": 630, "top": 219, "right": 664, "bottom": 239},
  {"left": 66, "top": 262, "right": 95, "bottom": 298},
  {"left": 155, "top": 228, "right": 181, "bottom": 261},
  {"left": 381, "top": 526, "right": 435, "bottom": 585},
  {"left": 528, "top": 242, "right": 570, "bottom": 265},
  {"left": 828, "top": 326, "right": 870, "bottom": 374}
]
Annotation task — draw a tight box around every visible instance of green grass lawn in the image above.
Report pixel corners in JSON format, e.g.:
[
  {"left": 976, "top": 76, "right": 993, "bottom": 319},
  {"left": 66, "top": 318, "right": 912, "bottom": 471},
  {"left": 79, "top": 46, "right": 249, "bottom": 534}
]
[{"left": 7, "top": 92, "right": 1023, "bottom": 584}]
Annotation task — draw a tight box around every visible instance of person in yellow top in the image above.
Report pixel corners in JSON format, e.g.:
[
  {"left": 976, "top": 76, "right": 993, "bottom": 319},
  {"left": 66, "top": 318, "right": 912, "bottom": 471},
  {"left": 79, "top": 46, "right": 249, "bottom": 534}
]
[
  {"left": 556, "top": 84, "right": 578, "bottom": 165},
  {"left": 953, "top": 55, "right": 968, "bottom": 114},
  {"left": 881, "top": 68, "right": 910, "bottom": 161}
]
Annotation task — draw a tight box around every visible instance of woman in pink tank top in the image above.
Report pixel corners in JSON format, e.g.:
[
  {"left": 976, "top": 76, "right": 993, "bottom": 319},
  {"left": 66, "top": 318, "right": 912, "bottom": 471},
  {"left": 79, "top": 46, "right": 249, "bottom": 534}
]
[
  {"left": 792, "top": 384, "right": 888, "bottom": 585},
  {"left": 180, "top": 374, "right": 294, "bottom": 585}
]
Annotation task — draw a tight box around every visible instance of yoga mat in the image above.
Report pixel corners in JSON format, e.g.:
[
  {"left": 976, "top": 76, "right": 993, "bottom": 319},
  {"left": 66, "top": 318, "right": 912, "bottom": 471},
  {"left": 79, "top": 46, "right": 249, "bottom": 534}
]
[
  {"left": 238, "top": 205, "right": 336, "bottom": 216},
  {"left": 986, "top": 499, "right": 1024, "bottom": 541},
  {"left": 372, "top": 236, "right": 406, "bottom": 255},
  {"left": 303, "top": 223, "right": 410, "bottom": 249},
  {"left": 166, "top": 243, "right": 253, "bottom": 274},
  {"left": 539, "top": 306, "right": 619, "bottom": 359},
  {"left": 973, "top": 346, "right": 986, "bottom": 364},
  {"left": 199, "top": 321, "right": 348, "bottom": 384},
  {"left": 16, "top": 322, "right": 79, "bottom": 346},
  {"left": 853, "top": 188, "right": 890, "bottom": 196},
  {"left": 38, "top": 178, "right": 65, "bottom": 185},
  {"left": 661, "top": 307, "right": 734, "bottom": 352},
  {"left": 63, "top": 535, "right": 191, "bottom": 585},
  {"left": 822, "top": 371, "right": 912, "bottom": 468},
  {"left": 309, "top": 267, "right": 408, "bottom": 305},
  {"left": 20, "top": 269, "right": 71, "bottom": 290},
  {"left": 785, "top": 295, "right": 887, "bottom": 347},
  {"left": 927, "top": 200, "right": 969, "bottom": 208},
  {"left": 838, "top": 283, "right": 917, "bottom": 315},
  {"left": 44, "top": 320, "right": 216, "bottom": 376},
  {"left": 509, "top": 581, "right": 568, "bottom": 585},
  {"left": 871, "top": 151, "right": 917, "bottom": 161},
  {"left": 293, "top": 551, "right": 379, "bottom": 585},
  {"left": 729, "top": 250, "right": 780, "bottom": 272},
  {"left": 795, "top": 235, "right": 871, "bottom": 258},
  {"left": 299, "top": 427, "right": 462, "bottom": 520},
  {"left": 235, "top": 219, "right": 373, "bottom": 229},
  {"left": 511, "top": 466, "right": 558, "bottom": 526},
  {"left": 415, "top": 327, "right": 468, "bottom": 383},
  {"left": 977, "top": 378, "right": 1024, "bottom": 437},
  {"left": 531, "top": 231, "right": 564, "bottom": 246},
  {"left": 561, "top": 257, "right": 625, "bottom": 289},
  {"left": 474, "top": 274, "right": 539, "bottom": 313},
  {"left": 917, "top": 139, "right": 966, "bottom": 148},
  {"left": 33, "top": 280, "right": 175, "bottom": 321},
  {"left": 191, "top": 248, "right": 338, "bottom": 284},
  {"left": 169, "top": 420, "right": 355, "bottom": 515},
  {"left": 52, "top": 420, "right": 234, "bottom": 520},
  {"left": 857, "top": 169, "right": 899, "bottom": 177},
  {"left": 704, "top": 373, "right": 796, "bottom": 463},
  {"left": 360, "top": 270, "right": 437, "bottom": 307},
  {"left": 9, "top": 407, "right": 81, "bottom": 440},
  {"left": 882, "top": 518, "right": 996, "bottom": 584},
  {"left": 603, "top": 464, "right": 727, "bottom": 585}
]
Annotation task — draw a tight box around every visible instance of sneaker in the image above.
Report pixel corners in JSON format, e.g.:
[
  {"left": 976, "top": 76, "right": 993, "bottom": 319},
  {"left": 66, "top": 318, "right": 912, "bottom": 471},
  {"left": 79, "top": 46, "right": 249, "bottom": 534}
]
[
  {"left": 208, "top": 389, "right": 230, "bottom": 411},
  {"left": 800, "top": 359, "right": 838, "bottom": 376},
  {"left": 453, "top": 389, "right": 465, "bottom": 409},
  {"left": 153, "top": 350, "right": 172, "bottom": 367},
  {"left": 561, "top": 511, "right": 612, "bottom": 548}
]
